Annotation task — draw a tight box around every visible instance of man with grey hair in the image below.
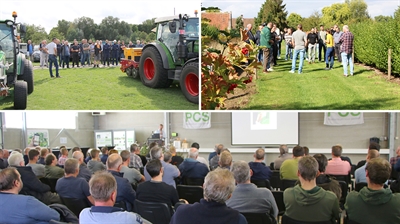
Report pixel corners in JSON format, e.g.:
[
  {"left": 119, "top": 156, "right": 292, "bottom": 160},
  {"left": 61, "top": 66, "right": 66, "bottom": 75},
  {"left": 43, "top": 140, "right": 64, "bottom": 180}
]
[
  {"left": 227, "top": 161, "right": 278, "bottom": 221},
  {"left": 106, "top": 153, "right": 136, "bottom": 211},
  {"left": 283, "top": 156, "right": 340, "bottom": 222},
  {"left": 144, "top": 146, "right": 180, "bottom": 188},
  {"left": 210, "top": 145, "right": 225, "bottom": 170},
  {"left": 79, "top": 172, "right": 144, "bottom": 224},
  {"left": 170, "top": 168, "right": 247, "bottom": 224},
  {"left": 339, "top": 25, "right": 354, "bottom": 77},
  {"left": 55, "top": 158, "right": 94, "bottom": 205},
  {"left": 119, "top": 150, "right": 144, "bottom": 184},
  {"left": 129, "top": 144, "right": 143, "bottom": 169},
  {"left": 179, "top": 148, "right": 209, "bottom": 181},
  {"left": 274, "top": 144, "right": 291, "bottom": 169},
  {"left": 8, "top": 152, "right": 60, "bottom": 205},
  {"left": 0, "top": 167, "right": 60, "bottom": 223},
  {"left": 248, "top": 148, "right": 272, "bottom": 181},
  {"left": 72, "top": 151, "right": 92, "bottom": 182}
]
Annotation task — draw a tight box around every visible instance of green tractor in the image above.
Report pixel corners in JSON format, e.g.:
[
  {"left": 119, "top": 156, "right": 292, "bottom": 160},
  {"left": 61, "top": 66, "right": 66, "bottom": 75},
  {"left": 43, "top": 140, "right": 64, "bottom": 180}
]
[
  {"left": 139, "top": 13, "right": 199, "bottom": 104},
  {"left": 0, "top": 11, "right": 34, "bottom": 109}
]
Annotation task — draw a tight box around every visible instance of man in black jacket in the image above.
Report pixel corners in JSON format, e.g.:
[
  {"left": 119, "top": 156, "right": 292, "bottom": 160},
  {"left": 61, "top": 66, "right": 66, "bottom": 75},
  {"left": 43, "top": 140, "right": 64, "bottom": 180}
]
[{"left": 8, "top": 152, "right": 60, "bottom": 205}]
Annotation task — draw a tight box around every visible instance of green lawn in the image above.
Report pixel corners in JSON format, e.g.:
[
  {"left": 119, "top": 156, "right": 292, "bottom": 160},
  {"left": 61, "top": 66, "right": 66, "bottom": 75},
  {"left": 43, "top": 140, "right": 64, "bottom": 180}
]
[
  {"left": 0, "top": 66, "right": 197, "bottom": 110},
  {"left": 239, "top": 54, "right": 400, "bottom": 110}
]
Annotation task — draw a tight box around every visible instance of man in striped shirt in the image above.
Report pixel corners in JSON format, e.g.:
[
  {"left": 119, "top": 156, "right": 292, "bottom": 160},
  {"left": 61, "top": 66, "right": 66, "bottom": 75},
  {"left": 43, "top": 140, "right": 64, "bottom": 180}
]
[
  {"left": 339, "top": 25, "right": 354, "bottom": 77},
  {"left": 284, "top": 28, "right": 293, "bottom": 61}
]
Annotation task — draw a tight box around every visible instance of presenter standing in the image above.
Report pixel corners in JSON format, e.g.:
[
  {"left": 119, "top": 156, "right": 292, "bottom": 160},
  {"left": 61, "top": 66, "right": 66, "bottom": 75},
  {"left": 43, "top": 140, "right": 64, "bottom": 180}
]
[{"left": 154, "top": 124, "right": 166, "bottom": 139}]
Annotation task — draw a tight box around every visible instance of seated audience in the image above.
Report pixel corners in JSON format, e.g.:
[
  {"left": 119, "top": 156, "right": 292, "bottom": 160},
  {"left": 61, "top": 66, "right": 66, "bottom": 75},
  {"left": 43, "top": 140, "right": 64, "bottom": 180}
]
[
  {"left": 26, "top": 149, "right": 45, "bottom": 177},
  {"left": 0, "top": 149, "right": 9, "bottom": 169},
  {"left": 164, "top": 151, "right": 173, "bottom": 164},
  {"left": 170, "top": 146, "right": 183, "bottom": 167},
  {"left": 355, "top": 149, "right": 380, "bottom": 183},
  {"left": 129, "top": 144, "right": 143, "bottom": 169},
  {"left": 191, "top": 142, "right": 209, "bottom": 167},
  {"left": 37, "top": 148, "right": 48, "bottom": 165},
  {"left": 209, "top": 144, "right": 224, "bottom": 169},
  {"left": 274, "top": 144, "right": 291, "bottom": 169},
  {"left": 325, "top": 145, "right": 351, "bottom": 175},
  {"left": 144, "top": 146, "right": 180, "bottom": 188},
  {"left": 106, "top": 153, "right": 136, "bottom": 211},
  {"left": 248, "top": 148, "right": 272, "bottom": 181},
  {"left": 8, "top": 152, "right": 60, "bottom": 205},
  {"left": 100, "top": 147, "right": 109, "bottom": 164},
  {"left": 0, "top": 167, "right": 60, "bottom": 224},
  {"left": 345, "top": 158, "right": 400, "bottom": 224},
  {"left": 284, "top": 156, "right": 340, "bottom": 222},
  {"left": 280, "top": 145, "right": 304, "bottom": 180},
  {"left": 328, "top": 144, "right": 352, "bottom": 165},
  {"left": 179, "top": 147, "right": 209, "bottom": 180},
  {"left": 56, "top": 158, "right": 94, "bottom": 205},
  {"left": 119, "top": 150, "right": 144, "bottom": 184},
  {"left": 72, "top": 151, "right": 92, "bottom": 182},
  {"left": 303, "top": 146, "right": 310, "bottom": 156},
  {"left": 390, "top": 145, "right": 400, "bottom": 166},
  {"left": 170, "top": 168, "right": 247, "bottom": 224},
  {"left": 23, "top": 147, "right": 30, "bottom": 165},
  {"left": 58, "top": 146, "right": 68, "bottom": 166},
  {"left": 84, "top": 149, "right": 92, "bottom": 164},
  {"left": 313, "top": 154, "right": 342, "bottom": 200},
  {"left": 226, "top": 161, "right": 278, "bottom": 221},
  {"left": 356, "top": 142, "right": 380, "bottom": 169},
  {"left": 79, "top": 171, "right": 144, "bottom": 224},
  {"left": 137, "top": 159, "right": 184, "bottom": 212},
  {"left": 44, "top": 153, "right": 64, "bottom": 179},
  {"left": 109, "top": 149, "right": 119, "bottom": 155},
  {"left": 87, "top": 149, "right": 106, "bottom": 174},
  {"left": 219, "top": 150, "right": 232, "bottom": 170},
  {"left": 208, "top": 144, "right": 223, "bottom": 162}
]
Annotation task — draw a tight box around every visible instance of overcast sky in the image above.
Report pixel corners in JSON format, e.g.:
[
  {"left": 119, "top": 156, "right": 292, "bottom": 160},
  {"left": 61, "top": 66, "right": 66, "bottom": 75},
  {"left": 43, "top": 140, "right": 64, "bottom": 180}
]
[
  {"left": 1, "top": 0, "right": 200, "bottom": 33},
  {"left": 202, "top": 0, "right": 399, "bottom": 20}
]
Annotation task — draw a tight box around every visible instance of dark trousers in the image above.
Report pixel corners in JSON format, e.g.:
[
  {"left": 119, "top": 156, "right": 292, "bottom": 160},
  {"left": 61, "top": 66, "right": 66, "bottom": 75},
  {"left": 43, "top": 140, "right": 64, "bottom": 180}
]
[
  {"left": 71, "top": 53, "right": 79, "bottom": 67},
  {"left": 334, "top": 43, "right": 342, "bottom": 62},
  {"left": 62, "top": 56, "right": 70, "bottom": 68},
  {"left": 272, "top": 44, "right": 278, "bottom": 66},
  {"left": 318, "top": 41, "right": 326, "bottom": 61},
  {"left": 103, "top": 55, "right": 110, "bottom": 66}
]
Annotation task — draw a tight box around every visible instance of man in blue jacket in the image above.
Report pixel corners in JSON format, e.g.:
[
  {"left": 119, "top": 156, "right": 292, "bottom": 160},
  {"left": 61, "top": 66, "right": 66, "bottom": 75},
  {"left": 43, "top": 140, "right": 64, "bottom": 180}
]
[{"left": 179, "top": 148, "right": 209, "bottom": 180}]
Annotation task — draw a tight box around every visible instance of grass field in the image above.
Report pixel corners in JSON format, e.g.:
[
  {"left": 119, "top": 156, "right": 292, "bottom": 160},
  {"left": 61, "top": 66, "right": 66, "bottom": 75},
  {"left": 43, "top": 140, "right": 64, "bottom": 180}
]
[
  {"left": 0, "top": 65, "right": 198, "bottom": 110},
  {"left": 242, "top": 56, "right": 400, "bottom": 110}
]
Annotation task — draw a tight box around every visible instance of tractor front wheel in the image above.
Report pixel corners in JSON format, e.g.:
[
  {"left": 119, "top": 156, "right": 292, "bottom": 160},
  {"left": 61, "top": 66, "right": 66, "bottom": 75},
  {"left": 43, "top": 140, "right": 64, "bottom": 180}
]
[
  {"left": 180, "top": 62, "right": 199, "bottom": 104},
  {"left": 139, "top": 47, "right": 170, "bottom": 88},
  {"left": 14, "top": 81, "right": 27, "bottom": 109}
]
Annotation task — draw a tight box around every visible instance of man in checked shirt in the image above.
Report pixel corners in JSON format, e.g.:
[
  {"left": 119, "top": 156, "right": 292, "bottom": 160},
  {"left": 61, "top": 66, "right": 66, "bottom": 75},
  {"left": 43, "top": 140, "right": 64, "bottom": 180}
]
[{"left": 339, "top": 25, "right": 354, "bottom": 77}]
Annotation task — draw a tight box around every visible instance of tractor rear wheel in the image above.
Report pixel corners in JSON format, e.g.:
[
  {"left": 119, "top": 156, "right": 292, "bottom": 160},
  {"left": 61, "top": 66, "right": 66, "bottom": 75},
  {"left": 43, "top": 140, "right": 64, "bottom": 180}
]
[
  {"left": 139, "top": 47, "right": 171, "bottom": 88},
  {"left": 180, "top": 62, "right": 199, "bottom": 104},
  {"left": 14, "top": 81, "right": 27, "bottom": 109},
  {"left": 18, "top": 59, "right": 34, "bottom": 94}
]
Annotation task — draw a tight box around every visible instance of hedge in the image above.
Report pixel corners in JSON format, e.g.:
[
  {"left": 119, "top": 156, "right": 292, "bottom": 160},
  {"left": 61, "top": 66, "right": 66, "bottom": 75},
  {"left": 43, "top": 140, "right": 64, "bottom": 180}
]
[{"left": 352, "top": 18, "right": 400, "bottom": 75}]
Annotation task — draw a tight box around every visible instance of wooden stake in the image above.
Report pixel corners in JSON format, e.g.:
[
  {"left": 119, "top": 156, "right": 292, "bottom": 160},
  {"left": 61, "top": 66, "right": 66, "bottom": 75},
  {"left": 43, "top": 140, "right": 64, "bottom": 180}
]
[{"left": 388, "top": 49, "right": 392, "bottom": 80}]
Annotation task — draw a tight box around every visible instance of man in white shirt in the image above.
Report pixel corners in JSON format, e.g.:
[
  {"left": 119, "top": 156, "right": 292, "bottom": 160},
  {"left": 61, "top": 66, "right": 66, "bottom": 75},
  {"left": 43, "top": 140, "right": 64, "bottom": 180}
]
[
  {"left": 47, "top": 38, "right": 60, "bottom": 78},
  {"left": 154, "top": 124, "right": 166, "bottom": 138}
]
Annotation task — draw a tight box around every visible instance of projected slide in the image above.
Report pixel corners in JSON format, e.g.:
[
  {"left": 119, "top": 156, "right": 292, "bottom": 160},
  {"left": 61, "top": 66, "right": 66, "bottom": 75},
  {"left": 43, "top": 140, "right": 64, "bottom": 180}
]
[{"left": 232, "top": 112, "right": 298, "bottom": 145}]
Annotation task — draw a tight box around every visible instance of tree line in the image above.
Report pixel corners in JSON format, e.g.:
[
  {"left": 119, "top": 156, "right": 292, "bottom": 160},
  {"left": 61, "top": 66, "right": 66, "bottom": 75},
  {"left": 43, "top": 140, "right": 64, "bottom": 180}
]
[{"left": 23, "top": 16, "right": 157, "bottom": 46}]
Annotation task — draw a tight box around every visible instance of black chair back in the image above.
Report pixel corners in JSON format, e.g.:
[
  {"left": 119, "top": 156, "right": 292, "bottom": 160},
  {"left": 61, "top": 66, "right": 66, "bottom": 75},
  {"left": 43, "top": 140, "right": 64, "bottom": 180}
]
[
  {"left": 60, "top": 197, "right": 90, "bottom": 217},
  {"left": 390, "top": 165, "right": 398, "bottom": 180},
  {"left": 134, "top": 199, "right": 171, "bottom": 224},
  {"left": 270, "top": 170, "right": 282, "bottom": 190},
  {"left": 41, "top": 178, "right": 58, "bottom": 193},
  {"left": 354, "top": 182, "right": 367, "bottom": 192},
  {"left": 183, "top": 177, "right": 204, "bottom": 186},
  {"left": 176, "top": 185, "right": 203, "bottom": 204},
  {"left": 114, "top": 200, "right": 127, "bottom": 210},
  {"left": 281, "top": 215, "right": 332, "bottom": 224},
  {"left": 272, "top": 191, "right": 285, "bottom": 217},
  {"left": 281, "top": 179, "right": 297, "bottom": 191},
  {"left": 330, "top": 174, "right": 351, "bottom": 185},
  {"left": 251, "top": 179, "right": 272, "bottom": 190},
  {"left": 270, "top": 162, "right": 275, "bottom": 170},
  {"left": 241, "top": 213, "right": 274, "bottom": 224}
]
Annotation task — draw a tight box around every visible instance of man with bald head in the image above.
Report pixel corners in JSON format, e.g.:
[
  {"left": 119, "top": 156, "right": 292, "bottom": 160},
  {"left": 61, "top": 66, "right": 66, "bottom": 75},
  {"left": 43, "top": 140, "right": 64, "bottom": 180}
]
[
  {"left": 179, "top": 148, "right": 209, "bottom": 181},
  {"left": 355, "top": 150, "right": 380, "bottom": 183},
  {"left": 390, "top": 146, "right": 400, "bottom": 166},
  {"left": 249, "top": 148, "right": 272, "bottom": 181},
  {"left": 106, "top": 153, "right": 136, "bottom": 211},
  {"left": 73, "top": 151, "right": 92, "bottom": 182}
]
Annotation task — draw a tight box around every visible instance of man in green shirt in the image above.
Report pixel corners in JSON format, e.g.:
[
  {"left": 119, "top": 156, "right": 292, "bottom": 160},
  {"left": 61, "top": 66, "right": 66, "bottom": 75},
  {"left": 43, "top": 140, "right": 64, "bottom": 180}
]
[
  {"left": 280, "top": 145, "right": 304, "bottom": 180},
  {"left": 260, "top": 22, "right": 273, "bottom": 73},
  {"left": 284, "top": 156, "right": 340, "bottom": 223},
  {"left": 44, "top": 153, "right": 64, "bottom": 179}
]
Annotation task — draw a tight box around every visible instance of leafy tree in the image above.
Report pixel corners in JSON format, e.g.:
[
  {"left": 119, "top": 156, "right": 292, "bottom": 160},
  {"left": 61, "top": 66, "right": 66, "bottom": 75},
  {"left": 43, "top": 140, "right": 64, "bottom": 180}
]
[
  {"left": 73, "top": 16, "right": 96, "bottom": 39},
  {"left": 321, "top": 3, "right": 351, "bottom": 27},
  {"left": 287, "top": 13, "right": 303, "bottom": 29},
  {"left": 137, "top": 18, "right": 156, "bottom": 33},
  {"left": 201, "top": 7, "right": 221, "bottom": 12},
  {"left": 56, "top": 19, "right": 71, "bottom": 36},
  {"left": 48, "top": 28, "right": 65, "bottom": 41},
  {"left": 374, "top": 15, "right": 392, "bottom": 23},
  {"left": 346, "top": 0, "right": 370, "bottom": 23},
  {"left": 23, "top": 24, "right": 47, "bottom": 45},
  {"left": 255, "top": 0, "right": 288, "bottom": 29},
  {"left": 146, "top": 32, "right": 156, "bottom": 42},
  {"left": 395, "top": 5, "right": 400, "bottom": 20},
  {"left": 302, "top": 11, "right": 322, "bottom": 31},
  {"left": 66, "top": 26, "right": 84, "bottom": 41},
  {"left": 99, "top": 16, "right": 120, "bottom": 40},
  {"left": 235, "top": 15, "right": 244, "bottom": 29}
]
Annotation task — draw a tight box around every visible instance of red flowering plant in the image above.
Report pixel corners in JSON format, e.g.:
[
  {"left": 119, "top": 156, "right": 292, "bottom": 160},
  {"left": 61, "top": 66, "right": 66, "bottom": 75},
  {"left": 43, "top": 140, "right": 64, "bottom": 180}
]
[{"left": 201, "top": 35, "right": 260, "bottom": 110}]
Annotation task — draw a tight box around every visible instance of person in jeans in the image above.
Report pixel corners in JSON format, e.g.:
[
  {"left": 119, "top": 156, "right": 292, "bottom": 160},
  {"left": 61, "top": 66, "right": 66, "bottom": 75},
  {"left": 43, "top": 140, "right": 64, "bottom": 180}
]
[
  {"left": 325, "top": 30, "right": 334, "bottom": 70},
  {"left": 339, "top": 25, "right": 354, "bottom": 77},
  {"left": 81, "top": 39, "right": 90, "bottom": 66},
  {"left": 285, "top": 28, "right": 293, "bottom": 61},
  {"left": 333, "top": 25, "right": 343, "bottom": 63},
  {"left": 290, "top": 24, "right": 307, "bottom": 74},
  {"left": 307, "top": 28, "right": 318, "bottom": 64},
  {"left": 318, "top": 25, "right": 327, "bottom": 62},
  {"left": 47, "top": 38, "right": 60, "bottom": 78},
  {"left": 61, "top": 41, "right": 70, "bottom": 68}
]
